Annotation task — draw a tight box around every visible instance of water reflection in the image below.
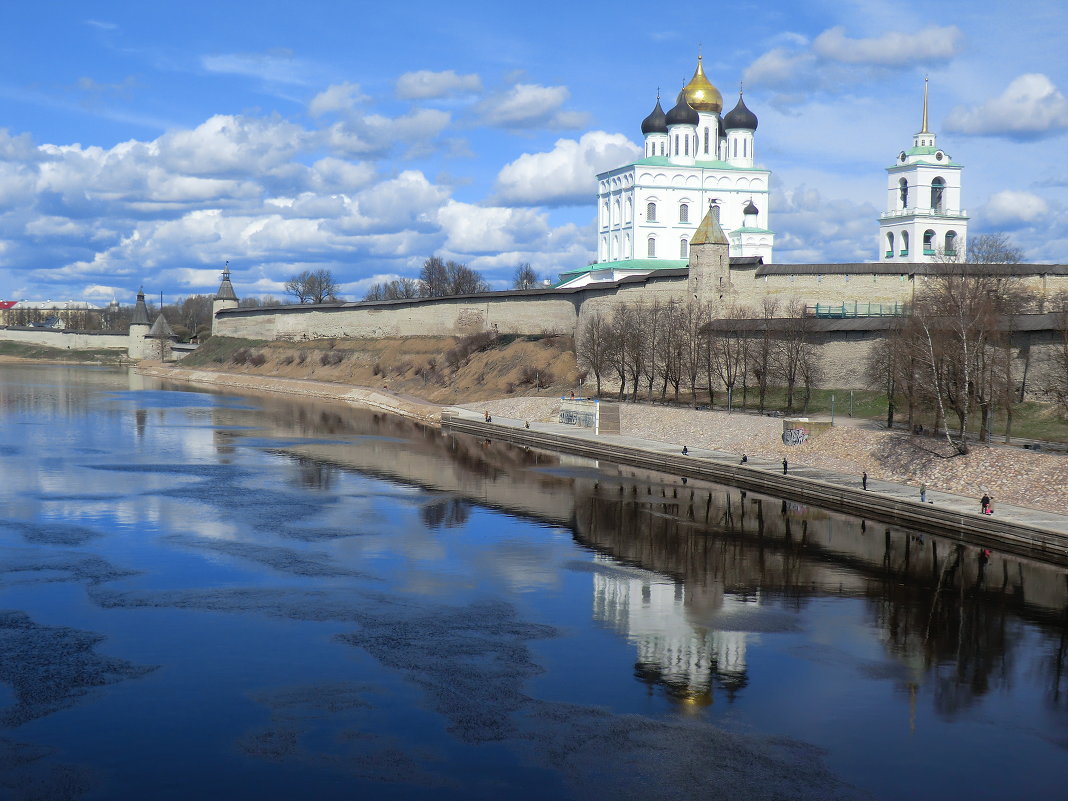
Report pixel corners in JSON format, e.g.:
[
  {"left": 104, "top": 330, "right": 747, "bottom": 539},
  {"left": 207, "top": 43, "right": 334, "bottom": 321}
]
[{"left": 0, "top": 363, "right": 1065, "bottom": 800}]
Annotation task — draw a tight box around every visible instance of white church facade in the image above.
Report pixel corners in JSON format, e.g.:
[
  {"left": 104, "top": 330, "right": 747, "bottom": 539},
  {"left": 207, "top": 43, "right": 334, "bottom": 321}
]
[
  {"left": 559, "top": 56, "right": 773, "bottom": 289},
  {"left": 878, "top": 78, "right": 969, "bottom": 263}
]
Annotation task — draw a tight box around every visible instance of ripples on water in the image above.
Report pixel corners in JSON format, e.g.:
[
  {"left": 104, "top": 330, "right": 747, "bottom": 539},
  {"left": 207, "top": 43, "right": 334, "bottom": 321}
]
[{"left": 0, "top": 363, "right": 1064, "bottom": 800}]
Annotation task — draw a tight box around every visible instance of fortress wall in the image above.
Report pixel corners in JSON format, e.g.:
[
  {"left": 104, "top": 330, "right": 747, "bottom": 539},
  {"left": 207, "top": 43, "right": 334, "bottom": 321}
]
[
  {"left": 0, "top": 326, "right": 128, "bottom": 350},
  {"left": 814, "top": 336, "right": 880, "bottom": 389},
  {"left": 216, "top": 294, "right": 580, "bottom": 341}
]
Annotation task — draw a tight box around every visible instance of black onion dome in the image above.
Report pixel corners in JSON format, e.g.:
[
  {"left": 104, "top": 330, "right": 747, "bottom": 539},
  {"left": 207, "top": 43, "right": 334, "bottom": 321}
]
[
  {"left": 641, "top": 98, "right": 668, "bottom": 134},
  {"left": 666, "top": 91, "right": 699, "bottom": 127},
  {"left": 743, "top": 199, "right": 759, "bottom": 215},
  {"left": 723, "top": 93, "right": 758, "bottom": 130}
]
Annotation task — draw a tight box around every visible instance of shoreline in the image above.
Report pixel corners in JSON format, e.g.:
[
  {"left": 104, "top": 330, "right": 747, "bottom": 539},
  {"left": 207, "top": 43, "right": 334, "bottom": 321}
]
[{"left": 134, "top": 361, "right": 1068, "bottom": 519}]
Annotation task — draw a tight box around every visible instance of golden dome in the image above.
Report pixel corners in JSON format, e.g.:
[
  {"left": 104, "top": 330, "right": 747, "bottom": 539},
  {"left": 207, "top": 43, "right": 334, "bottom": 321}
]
[{"left": 683, "top": 56, "right": 722, "bottom": 113}]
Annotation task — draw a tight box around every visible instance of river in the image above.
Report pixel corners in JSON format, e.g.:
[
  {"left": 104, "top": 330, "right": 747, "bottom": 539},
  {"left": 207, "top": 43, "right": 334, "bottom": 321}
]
[{"left": 0, "top": 363, "right": 1064, "bottom": 800}]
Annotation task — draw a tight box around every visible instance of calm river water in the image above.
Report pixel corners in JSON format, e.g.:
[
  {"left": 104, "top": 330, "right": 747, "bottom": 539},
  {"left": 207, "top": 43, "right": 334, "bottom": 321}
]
[{"left": 0, "top": 363, "right": 1065, "bottom": 800}]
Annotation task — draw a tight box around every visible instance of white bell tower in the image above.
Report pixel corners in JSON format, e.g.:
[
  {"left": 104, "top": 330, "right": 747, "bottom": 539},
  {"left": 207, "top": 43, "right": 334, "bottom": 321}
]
[{"left": 878, "top": 78, "right": 969, "bottom": 263}]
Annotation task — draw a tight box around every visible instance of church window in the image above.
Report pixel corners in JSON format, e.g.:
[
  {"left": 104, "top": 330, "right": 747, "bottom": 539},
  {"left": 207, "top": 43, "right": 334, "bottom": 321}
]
[
  {"left": 624, "top": 233, "right": 631, "bottom": 258},
  {"left": 684, "top": 136, "right": 689, "bottom": 156},
  {"left": 600, "top": 236, "right": 607, "bottom": 261},
  {"left": 945, "top": 230, "right": 957, "bottom": 255},
  {"left": 931, "top": 177, "right": 945, "bottom": 211},
  {"left": 647, "top": 202, "right": 657, "bottom": 222},
  {"left": 625, "top": 197, "right": 633, "bottom": 223},
  {"left": 660, "top": 141, "right": 664, "bottom": 156},
  {"left": 732, "top": 139, "right": 737, "bottom": 157},
  {"left": 613, "top": 199, "right": 620, "bottom": 224},
  {"left": 899, "top": 178, "right": 909, "bottom": 208},
  {"left": 704, "top": 128, "right": 709, "bottom": 154},
  {"left": 647, "top": 236, "right": 656, "bottom": 258},
  {"left": 674, "top": 134, "right": 679, "bottom": 155},
  {"left": 679, "top": 203, "right": 689, "bottom": 223},
  {"left": 743, "top": 139, "right": 747, "bottom": 158},
  {"left": 886, "top": 232, "right": 895, "bottom": 258},
  {"left": 602, "top": 202, "right": 609, "bottom": 228},
  {"left": 900, "top": 231, "right": 909, "bottom": 256},
  {"left": 923, "top": 230, "right": 935, "bottom": 255},
  {"left": 680, "top": 237, "right": 688, "bottom": 258}
]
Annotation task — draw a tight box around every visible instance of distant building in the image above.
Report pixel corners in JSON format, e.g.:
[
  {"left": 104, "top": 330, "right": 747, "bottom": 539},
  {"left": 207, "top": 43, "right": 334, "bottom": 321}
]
[{"left": 0, "top": 299, "right": 103, "bottom": 328}]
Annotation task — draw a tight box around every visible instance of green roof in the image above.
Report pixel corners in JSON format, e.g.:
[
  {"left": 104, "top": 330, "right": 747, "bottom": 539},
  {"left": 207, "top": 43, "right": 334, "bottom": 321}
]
[
  {"left": 614, "top": 156, "right": 766, "bottom": 172},
  {"left": 557, "top": 259, "right": 687, "bottom": 282},
  {"left": 731, "top": 226, "right": 775, "bottom": 234}
]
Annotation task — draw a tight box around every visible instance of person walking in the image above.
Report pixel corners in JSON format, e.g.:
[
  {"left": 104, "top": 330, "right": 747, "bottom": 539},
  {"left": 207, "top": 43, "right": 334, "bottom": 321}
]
[
  {"left": 862, "top": 471, "right": 868, "bottom": 490},
  {"left": 920, "top": 483, "right": 927, "bottom": 503},
  {"left": 980, "top": 493, "right": 990, "bottom": 514},
  {"left": 782, "top": 458, "right": 788, "bottom": 475}
]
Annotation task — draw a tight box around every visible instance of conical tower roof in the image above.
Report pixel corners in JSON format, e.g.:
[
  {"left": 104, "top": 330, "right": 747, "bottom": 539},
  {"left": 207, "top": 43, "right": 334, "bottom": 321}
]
[
  {"left": 148, "top": 312, "right": 176, "bottom": 339},
  {"left": 215, "top": 264, "right": 238, "bottom": 301},
  {"left": 691, "top": 204, "right": 729, "bottom": 246},
  {"left": 131, "top": 287, "right": 150, "bottom": 326}
]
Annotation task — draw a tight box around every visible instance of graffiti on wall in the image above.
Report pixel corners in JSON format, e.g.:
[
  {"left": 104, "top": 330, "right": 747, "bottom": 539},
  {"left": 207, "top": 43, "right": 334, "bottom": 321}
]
[
  {"left": 782, "top": 426, "right": 809, "bottom": 446},
  {"left": 559, "top": 409, "right": 597, "bottom": 428}
]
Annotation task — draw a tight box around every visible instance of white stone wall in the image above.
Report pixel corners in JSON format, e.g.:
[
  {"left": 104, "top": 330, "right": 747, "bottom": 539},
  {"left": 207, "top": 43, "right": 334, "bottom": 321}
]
[{"left": 0, "top": 326, "right": 129, "bottom": 351}]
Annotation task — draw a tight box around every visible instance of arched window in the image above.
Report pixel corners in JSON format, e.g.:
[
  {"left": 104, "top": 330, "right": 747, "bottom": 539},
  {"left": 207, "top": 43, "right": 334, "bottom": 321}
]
[
  {"left": 680, "top": 237, "right": 689, "bottom": 258},
  {"left": 647, "top": 202, "right": 657, "bottom": 222},
  {"left": 931, "top": 177, "right": 945, "bottom": 211},
  {"left": 600, "top": 236, "right": 607, "bottom": 261},
  {"left": 613, "top": 198, "right": 620, "bottom": 223},
  {"left": 679, "top": 203, "right": 689, "bottom": 223},
  {"left": 711, "top": 204, "right": 721, "bottom": 221},
  {"left": 625, "top": 197, "right": 633, "bottom": 223},
  {"left": 684, "top": 136, "right": 689, "bottom": 156},
  {"left": 899, "top": 178, "right": 909, "bottom": 209},
  {"left": 704, "top": 128, "right": 709, "bottom": 154},
  {"left": 743, "top": 139, "right": 747, "bottom": 158},
  {"left": 674, "top": 134, "right": 679, "bottom": 155},
  {"left": 886, "top": 232, "right": 895, "bottom": 258},
  {"left": 624, "top": 233, "right": 631, "bottom": 259},
  {"left": 901, "top": 231, "right": 909, "bottom": 256},
  {"left": 945, "top": 230, "right": 957, "bottom": 256},
  {"left": 923, "top": 230, "right": 935, "bottom": 254},
  {"left": 647, "top": 236, "right": 656, "bottom": 258},
  {"left": 659, "top": 141, "right": 664, "bottom": 156}
]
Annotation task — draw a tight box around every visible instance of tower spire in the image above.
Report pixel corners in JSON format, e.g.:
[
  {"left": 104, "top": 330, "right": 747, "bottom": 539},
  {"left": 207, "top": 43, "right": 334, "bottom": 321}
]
[{"left": 921, "top": 75, "right": 929, "bottom": 134}]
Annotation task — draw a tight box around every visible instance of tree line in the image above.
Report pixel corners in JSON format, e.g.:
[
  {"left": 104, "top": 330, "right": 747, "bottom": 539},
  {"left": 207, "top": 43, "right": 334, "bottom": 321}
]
[
  {"left": 576, "top": 296, "right": 824, "bottom": 414},
  {"left": 363, "top": 258, "right": 542, "bottom": 300}
]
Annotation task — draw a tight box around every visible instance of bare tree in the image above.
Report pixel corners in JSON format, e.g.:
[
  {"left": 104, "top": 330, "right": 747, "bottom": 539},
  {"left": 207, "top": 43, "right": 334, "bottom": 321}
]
[
  {"left": 967, "top": 232, "right": 1023, "bottom": 265},
  {"left": 285, "top": 269, "right": 340, "bottom": 304},
  {"left": 749, "top": 297, "right": 779, "bottom": 413},
  {"left": 1040, "top": 304, "right": 1068, "bottom": 418},
  {"left": 418, "top": 256, "right": 489, "bottom": 297},
  {"left": 576, "top": 310, "right": 612, "bottom": 397},
  {"left": 609, "top": 304, "right": 632, "bottom": 400},
  {"left": 364, "top": 278, "right": 421, "bottom": 301},
  {"left": 513, "top": 263, "right": 539, "bottom": 290}
]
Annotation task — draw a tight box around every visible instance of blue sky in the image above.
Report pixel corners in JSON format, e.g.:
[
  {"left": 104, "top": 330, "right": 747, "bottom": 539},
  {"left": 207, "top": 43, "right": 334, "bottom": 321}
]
[{"left": 1, "top": 0, "right": 1066, "bottom": 303}]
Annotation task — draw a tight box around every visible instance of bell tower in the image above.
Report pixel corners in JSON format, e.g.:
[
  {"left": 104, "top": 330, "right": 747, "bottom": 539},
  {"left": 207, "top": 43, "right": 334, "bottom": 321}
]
[
  {"left": 878, "top": 78, "right": 969, "bottom": 263},
  {"left": 212, "top": 262, "right": 239, "bottom": 335}
]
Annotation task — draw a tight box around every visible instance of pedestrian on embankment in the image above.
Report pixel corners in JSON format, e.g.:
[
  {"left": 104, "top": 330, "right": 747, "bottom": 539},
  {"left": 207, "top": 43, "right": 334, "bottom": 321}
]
[
  {"left": 782, "top": 458, "right": 788, "bottom": 475},
  {"left": 920, "top": 483, "right": 927, "bottom": 503},
  {"left": 682, "top": 445, "right": 688, "bottom": 455},
  {"left": 862, "top": 471, "right": 868, "bottom": 490},
  {"left": 981, "top": 493, "right": 990, "bottom": 514},
  {"left": 740, "top": 454, "right": 748, "bottom": 464}
]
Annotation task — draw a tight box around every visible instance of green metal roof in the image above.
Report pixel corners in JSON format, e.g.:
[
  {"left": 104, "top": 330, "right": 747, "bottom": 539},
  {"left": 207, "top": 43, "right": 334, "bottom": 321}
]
[
  {"left": 557, "top": 259, "right": 687, "bottom": 281},
  {"left": 731, "top": 226, "right": 775, "bottom": 234},
  {"left": 617, "top": 156, "right": 767, "bottom": 172}
]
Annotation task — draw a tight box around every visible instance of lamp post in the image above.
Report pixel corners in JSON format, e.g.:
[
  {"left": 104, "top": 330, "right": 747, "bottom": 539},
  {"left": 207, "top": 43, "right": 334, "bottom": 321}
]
[{"left": 831, "top": 394, "right": 835, "bottom": 425}]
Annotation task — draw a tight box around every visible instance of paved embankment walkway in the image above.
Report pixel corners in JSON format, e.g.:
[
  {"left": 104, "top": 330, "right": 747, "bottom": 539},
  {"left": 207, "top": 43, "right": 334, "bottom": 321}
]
[{"left": 443, "top": 406, "right": 1068, "bottom": 566}]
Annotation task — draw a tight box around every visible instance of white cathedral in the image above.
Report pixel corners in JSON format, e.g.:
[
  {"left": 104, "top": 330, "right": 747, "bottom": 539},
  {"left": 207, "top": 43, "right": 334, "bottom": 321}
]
[{"left": 558, "top": 60, "right": 968, "bottom": 288}]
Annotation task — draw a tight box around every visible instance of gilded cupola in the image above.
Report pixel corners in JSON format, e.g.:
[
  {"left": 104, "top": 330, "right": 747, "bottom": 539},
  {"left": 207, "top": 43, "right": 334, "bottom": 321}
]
[{"left": 682, "top": 56, "right": 723, "bottom": 113}]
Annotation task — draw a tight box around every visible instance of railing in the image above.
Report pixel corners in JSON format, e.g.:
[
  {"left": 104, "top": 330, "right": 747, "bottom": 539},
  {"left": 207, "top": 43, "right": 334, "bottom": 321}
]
[
  {"left": 808, "top": 302, "right": 906, "bottom": 318},
  {"left": 880, "top": 208, "right": 968, "bottom": 219}
]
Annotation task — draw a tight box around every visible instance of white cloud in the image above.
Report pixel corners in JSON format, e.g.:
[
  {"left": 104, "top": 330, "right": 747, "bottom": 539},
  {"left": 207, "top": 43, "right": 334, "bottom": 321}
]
[
  {"left": 201, "top": 49, "right": 313, "bottom": 86},
  {"left": 945, "top": 74, "right": 1068, "bottom": 139},
  {"left": 437, "top": 201, "right": 549, "bottom": 253},
  {"left": 321, "top": 108, "right": 451, "bottom": 158},
  {"left": 157, "top": 114, "right": 306, "bottom": 176},
  {"left": 308, "top": 83, "right": 368, "bottom": 117},
  {"left": 493, "top": 132, "right": 640, "bottom": 207},
  {"left": 476, "top": 83, "right": 587, "bottom": 129},
  {"left": 983, "top": 190, "right": 1050, "bottom": 227},
  {"left": 812, "top": 25, "right": 962, "bottom": 66},
  {"left": 395, "top": 70, "right": 482, "bottom": 100}
]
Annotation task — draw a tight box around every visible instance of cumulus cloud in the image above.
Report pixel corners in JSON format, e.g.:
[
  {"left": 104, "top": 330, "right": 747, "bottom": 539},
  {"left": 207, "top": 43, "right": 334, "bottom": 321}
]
[
  {"left": 320, "top": 108, "right": 451, "bottom": 159},
  {"left": 395, "top": 70, "right": 482, "bottom": 100},
  {"left": 308, "top": 82, "right": 368, "bottom": 117},
  {"left": 437, "top": 201, "right": 550, "bottom": 253},
  {"left": 745, "top": 25, "right": 962, "bottom": 102},
  {"left": 772, "top": 184, "right": 877, "bottom": 263},
  {"left": 983, "top": 190, "right": 1050, "bottom": 227},
  {"left": 476, "top": 83, "right": 587, "bottom": 129},
  {"left": 493, "top": 132, "right": 640, "bottom": 207},
  {"left": 812, "top": 25, "right": 962, "bottom": 66},
  {"left": 945, "top": 74, "right": 1068, "bottom": 139}
]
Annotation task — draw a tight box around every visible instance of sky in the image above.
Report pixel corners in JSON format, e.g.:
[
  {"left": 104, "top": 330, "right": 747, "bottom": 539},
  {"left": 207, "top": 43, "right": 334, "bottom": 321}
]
[{"left": 1, "top": 0, "right": 1066, "bottom": 304}]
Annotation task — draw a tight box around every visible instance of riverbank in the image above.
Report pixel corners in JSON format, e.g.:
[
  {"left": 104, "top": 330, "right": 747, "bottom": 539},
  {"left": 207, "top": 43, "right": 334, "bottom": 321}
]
[{"left": 136, "top": 362, "right": 1068, "bottom": 519}]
